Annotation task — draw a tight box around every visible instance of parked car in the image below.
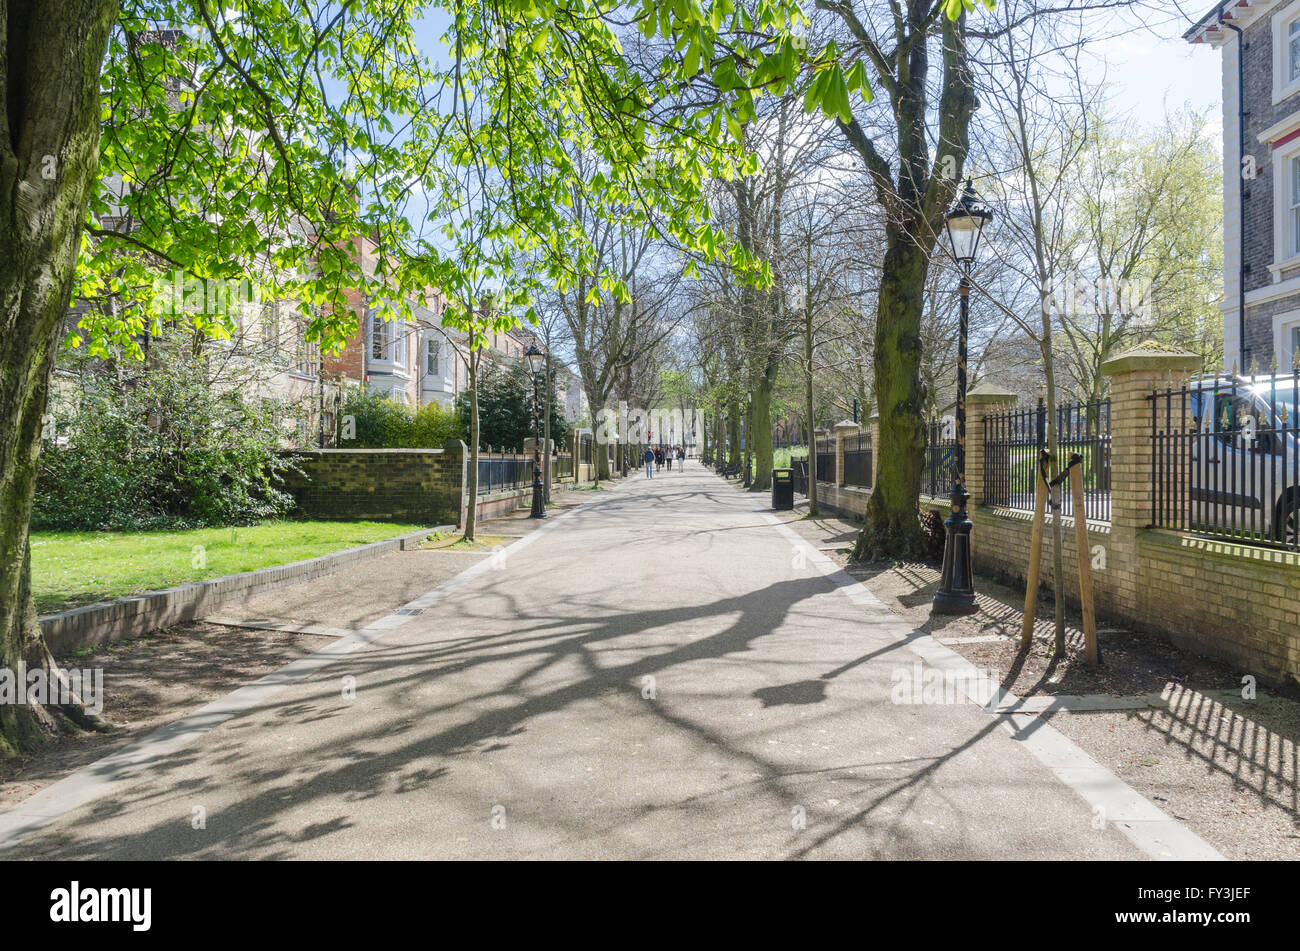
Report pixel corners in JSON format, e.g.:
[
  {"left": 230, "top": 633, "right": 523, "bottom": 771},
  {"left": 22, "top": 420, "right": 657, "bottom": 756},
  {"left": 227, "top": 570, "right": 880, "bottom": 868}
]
[{"left": 1183, "top": 375, "right": 1300, "bottom": 547}]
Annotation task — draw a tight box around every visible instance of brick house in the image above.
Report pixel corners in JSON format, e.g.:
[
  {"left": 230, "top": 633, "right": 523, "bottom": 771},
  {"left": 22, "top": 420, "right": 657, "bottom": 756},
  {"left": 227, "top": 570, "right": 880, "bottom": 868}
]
[
  {"left": 336, "top": 291, "right": 536, "bottom": 411},
  {"left": 1188, "top": 0, "right": 1300, "bottom": 371}
]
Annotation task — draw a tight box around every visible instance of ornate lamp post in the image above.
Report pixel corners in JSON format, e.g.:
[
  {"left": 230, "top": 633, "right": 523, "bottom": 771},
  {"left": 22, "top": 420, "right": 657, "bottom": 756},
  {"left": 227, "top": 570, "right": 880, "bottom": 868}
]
[
  {"left": 933, "top": 179, "right": 992, "bottom": 616},
  {"left": 525, "top": 344, "right": 547, "bottom": 519},
  {"left": 744, "top": 391, "right": 753, "bottom": 487}
]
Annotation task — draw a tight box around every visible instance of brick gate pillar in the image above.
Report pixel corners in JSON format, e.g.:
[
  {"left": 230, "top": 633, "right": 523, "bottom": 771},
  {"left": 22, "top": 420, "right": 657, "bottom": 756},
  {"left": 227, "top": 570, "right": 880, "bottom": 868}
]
[
  {"left": 1100, "top": 344, "right": 1201, "bottom": 620},
  {"left": 965, "top": 382, "right": 1018, "bottom": 506},
  {"left": 833, "top": 419, "right": 859, "bottom": 486}
]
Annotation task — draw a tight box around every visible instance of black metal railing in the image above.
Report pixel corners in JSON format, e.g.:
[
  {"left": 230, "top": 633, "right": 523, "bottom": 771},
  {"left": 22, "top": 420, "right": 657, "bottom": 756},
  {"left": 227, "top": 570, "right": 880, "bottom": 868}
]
[
  {"left": 984, "top": 400, "right": 1042, "bottom": 511},
  {"left": 923, "top": 417, "right": 956, "bottom": 499},
  {"left": 843, "top": 432, "right": 872, "bottom": 488},
  {"left": 1057, "top": 397, "right": 1111, "bottom": 521},
  {"left": 477, "top": 450, "right": 535, "bottom": 495},
  {"left": 579, "top": 433, "right": 593, "bottom": 465},
  {"left": 1150, "top": 371, "right": 1300, "bottom": 551},
  {"left": 815, "top": 438, "right": 834, "bottom": 484},
  {"left": 554, "top": 452, "right": 573, "bottom": 480},
  {"left": 792, "top": 458, "right": 809, "bottom": 496},
  {"left": 983, "top": 397, "right": 1111, "bottom": 521}
]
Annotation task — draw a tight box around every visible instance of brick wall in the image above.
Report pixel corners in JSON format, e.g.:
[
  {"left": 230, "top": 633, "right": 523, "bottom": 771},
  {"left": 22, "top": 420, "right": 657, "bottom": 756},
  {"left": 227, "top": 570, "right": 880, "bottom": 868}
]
[
  {"left": 281, "top": 443, "right": 465, "bottom": 525},
  {"left": 1242, "top": 14, "right": 1277, "bottom": 299},
  {"left": 1234, "top": 12, "right": 1300, "bottom": 368}
]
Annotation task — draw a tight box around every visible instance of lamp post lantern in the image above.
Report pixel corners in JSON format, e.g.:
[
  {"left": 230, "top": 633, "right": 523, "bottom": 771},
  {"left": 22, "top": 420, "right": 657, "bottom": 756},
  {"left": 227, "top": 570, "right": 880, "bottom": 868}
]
[
  {"left": 526, "top": 344, "right": 546, "bottom": 519},
  {"left": 933, "top": 179, "right": 992, "bottom": 616}
]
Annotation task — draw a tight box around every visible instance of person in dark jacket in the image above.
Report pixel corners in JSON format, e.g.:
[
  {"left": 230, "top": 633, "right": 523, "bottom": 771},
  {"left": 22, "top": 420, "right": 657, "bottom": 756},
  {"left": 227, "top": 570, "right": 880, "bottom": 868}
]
[{"left": 643, "top": 446, "right": 655, "bottom": 478}]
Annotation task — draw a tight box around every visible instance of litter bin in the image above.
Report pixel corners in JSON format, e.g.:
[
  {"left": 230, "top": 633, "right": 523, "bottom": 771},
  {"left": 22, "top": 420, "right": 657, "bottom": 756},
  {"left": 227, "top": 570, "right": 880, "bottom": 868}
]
[{"left": 772, "top": 468, "right": 794, "bottom": 510}]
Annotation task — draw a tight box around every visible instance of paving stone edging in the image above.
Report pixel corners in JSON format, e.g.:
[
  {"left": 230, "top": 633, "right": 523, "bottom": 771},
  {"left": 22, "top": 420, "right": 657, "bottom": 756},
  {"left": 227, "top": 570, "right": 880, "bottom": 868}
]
[{"left": 39, "top": 525, "right": 452, "bottom": 656}]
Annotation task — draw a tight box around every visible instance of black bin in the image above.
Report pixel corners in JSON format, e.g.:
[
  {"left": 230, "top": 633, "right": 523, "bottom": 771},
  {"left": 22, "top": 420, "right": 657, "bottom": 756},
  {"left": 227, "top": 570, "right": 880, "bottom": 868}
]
[{"left": 771, "top": 468, "right": 795, "bottom": 510}]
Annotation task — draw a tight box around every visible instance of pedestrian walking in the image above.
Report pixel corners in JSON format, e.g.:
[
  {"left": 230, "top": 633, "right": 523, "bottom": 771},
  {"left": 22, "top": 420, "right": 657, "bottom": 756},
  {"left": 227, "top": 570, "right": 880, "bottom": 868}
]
[
  {"left": 677, "top": 446, "right": 685, "bottom": 470},
  {"left": 643, "top": 446, "right": 655, "bottom": 478}
]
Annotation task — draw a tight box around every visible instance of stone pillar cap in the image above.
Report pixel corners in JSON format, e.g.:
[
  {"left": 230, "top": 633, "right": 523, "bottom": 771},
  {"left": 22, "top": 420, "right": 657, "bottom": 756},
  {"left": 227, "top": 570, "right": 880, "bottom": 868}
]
[
  {"left": 1101, "top": 342, "right": 1201, "bottom": 377},
  {"left": 966, "top": 382, "right": 1019, "bottom": 405},
  {"left": 833, "top": 419, "right": 860, "bottom": 432}
]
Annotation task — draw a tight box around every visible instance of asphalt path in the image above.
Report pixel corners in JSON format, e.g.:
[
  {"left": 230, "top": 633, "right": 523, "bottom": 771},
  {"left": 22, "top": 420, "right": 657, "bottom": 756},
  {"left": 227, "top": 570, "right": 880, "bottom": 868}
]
[{"left": 2, "top": 463, "right": 1199, "bottom": 859}]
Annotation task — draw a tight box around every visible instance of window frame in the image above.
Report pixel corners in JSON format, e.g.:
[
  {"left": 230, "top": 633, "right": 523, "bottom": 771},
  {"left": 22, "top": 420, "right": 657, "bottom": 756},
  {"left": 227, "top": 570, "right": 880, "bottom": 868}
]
[{"left": 1274, "top": 0, "right": 1300, "bottom": 105}]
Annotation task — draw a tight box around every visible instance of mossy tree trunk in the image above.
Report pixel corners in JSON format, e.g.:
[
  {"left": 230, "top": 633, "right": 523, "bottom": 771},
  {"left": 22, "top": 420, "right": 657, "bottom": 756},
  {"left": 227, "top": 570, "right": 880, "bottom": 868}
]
[
  {"left": 751, "top": 362, "right": 777, "bottom": 491},
  {"left": 855, "top": 238, "right": 930, "bottom": 558},
  {"left": 464, "top": 350, "right": 480, "bottom": 541},
  {"left": 1, "top": 0, "right": 121, "bottom": 756},
  {"left": 828, "top": 6, "right": 977, "bottom": 562}
]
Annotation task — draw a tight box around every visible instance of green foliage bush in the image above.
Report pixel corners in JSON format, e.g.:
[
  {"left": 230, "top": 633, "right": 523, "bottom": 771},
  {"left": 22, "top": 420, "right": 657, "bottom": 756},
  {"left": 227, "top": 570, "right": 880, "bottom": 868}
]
[
  {"left": 34, "top": 341, "right": 299, "bottom": 531},
  {"left": 412, "top": 401, "right": 465, "bottom": 447},
  {"left": 336, "top": 386, "right": 465, "bottom": 448}
]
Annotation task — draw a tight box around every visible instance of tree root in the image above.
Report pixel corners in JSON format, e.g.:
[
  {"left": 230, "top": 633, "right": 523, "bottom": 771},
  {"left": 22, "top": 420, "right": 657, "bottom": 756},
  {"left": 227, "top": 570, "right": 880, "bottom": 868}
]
[{"left": 0, "top": 651, "right": 111, "bottom": 759}]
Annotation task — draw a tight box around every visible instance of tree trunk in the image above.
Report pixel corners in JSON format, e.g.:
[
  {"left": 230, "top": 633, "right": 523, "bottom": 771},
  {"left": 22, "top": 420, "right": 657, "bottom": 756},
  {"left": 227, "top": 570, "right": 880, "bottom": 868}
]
[
  {"left": 464, "top": 354, "right": 480, "bottom": 541},
  {"left": 751, "top": 364, "right": 776, "bottom": 491},
  {"left": 855, "top": 238, "right": 929, "bottom": 560},
  {"left": 726, "top": 402, "right": 740, "bottom": 469},
  {"left": 1, "top": 0, "right": 121, "bottom": 756},
  {"left": 804, "top": 300, "right": 818, "bottom": 515},
  {"left": 543, "top": 350, "right": 552, "bottom": 501}
]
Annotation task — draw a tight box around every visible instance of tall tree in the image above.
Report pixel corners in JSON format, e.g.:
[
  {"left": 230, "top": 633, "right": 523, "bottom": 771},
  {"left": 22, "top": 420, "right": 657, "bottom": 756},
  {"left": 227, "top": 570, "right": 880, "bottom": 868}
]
[{"left": 815, "top": 0, "right": 983, "bottom": 559}]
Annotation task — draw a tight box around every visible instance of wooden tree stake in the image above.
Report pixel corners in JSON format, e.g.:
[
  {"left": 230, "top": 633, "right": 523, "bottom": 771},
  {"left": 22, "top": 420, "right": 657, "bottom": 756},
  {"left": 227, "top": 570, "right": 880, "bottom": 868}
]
[
  {"left": 1021, "top": 450, "right": 1050, "bottom": 649},
  {"left": 1069, "top": 457, "right": 1098, "bottom": 665}
]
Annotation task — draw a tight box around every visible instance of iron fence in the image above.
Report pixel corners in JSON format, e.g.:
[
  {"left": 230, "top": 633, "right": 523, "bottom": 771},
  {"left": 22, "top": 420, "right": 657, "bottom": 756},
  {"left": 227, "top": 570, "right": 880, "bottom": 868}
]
[
  {"left": 579, "top": 433, "right": 593, "bottom": 465},
  {"left": 792, "top": 458, "right": 809, "bottom": 496},
  {"left": 1149, "top": 372, "right": 1300, "bottom": 551},
  {"left": 1057, "top": 398, "right": 1111, "bottom": 521},
  {"left": 477, "top": 450, "right": 535, "bottom": 495},
  {"left": 983, "top": 397, "right": 1111, "bottom": 521},
  {"left": 554, "top": 452, "right": 573, "bottom": 480},
  {"left": 923, "top": 417, "right": 956, "bottom": 499},
  {"left": 815, "top": 438, "right": 834, "bottom": 484},
  {"left": 843, "top": 432, "right": 873, "bottom": 488}
]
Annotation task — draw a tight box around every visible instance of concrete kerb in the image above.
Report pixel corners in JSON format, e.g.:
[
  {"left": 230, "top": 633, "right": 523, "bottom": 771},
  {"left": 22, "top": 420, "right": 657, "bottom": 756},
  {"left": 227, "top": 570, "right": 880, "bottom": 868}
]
[{"left": 39, "top": 524, "right": 456, "bottom": 656}]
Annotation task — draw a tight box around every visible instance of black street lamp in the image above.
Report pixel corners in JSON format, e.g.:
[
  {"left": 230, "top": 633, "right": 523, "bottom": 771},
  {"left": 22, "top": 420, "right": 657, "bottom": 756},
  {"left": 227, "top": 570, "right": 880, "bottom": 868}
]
[
  {"left": 526, "top": 344, "right": 547, "bottom": 519},
  {"left": 933, "top": 179, "right": 992, "bottom": 616},
  {"left": 743, "top": 391, "right": 753, "bottom": 487}
]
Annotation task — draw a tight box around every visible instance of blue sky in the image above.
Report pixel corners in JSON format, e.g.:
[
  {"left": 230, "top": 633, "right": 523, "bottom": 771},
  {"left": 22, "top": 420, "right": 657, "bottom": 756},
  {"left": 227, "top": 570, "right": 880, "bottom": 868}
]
[{"left": 1096, "top": 6, "right": 1222, "bottom": 130}]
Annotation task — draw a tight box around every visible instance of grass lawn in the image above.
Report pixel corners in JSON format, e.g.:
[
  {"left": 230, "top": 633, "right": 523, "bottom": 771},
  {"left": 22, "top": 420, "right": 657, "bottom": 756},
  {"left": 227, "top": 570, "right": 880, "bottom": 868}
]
[
  {"left": 773, "top": 447, "right": 809, "bottom": 469},
  {"left": 31, "top": 520, "right": 427, "bottom": 615}
]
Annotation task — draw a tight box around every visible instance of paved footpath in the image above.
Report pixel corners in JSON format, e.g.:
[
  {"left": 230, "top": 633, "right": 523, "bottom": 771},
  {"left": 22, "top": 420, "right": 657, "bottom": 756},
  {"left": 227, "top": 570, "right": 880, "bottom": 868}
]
[{"left": 0, "top": 465, "right": 1221, "bottom": 859}]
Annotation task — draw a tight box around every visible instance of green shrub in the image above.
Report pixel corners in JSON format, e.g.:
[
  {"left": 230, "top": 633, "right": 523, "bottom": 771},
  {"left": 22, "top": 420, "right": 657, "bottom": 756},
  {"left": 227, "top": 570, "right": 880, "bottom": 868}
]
[
  {"left": 455, "top": 358, "right": 569, "bottom": 450},
  {"left": 336, "top": 386, "right": 465, "bottom": 448},
  {"left": 336, "top": 387, "right": 415, "bottom": 447},
  {"left": 34, "top": 341, "right": 299, "bottom": 531},
  {"left": 412, "top": 401, "right": 464, "bottom": 446}
]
